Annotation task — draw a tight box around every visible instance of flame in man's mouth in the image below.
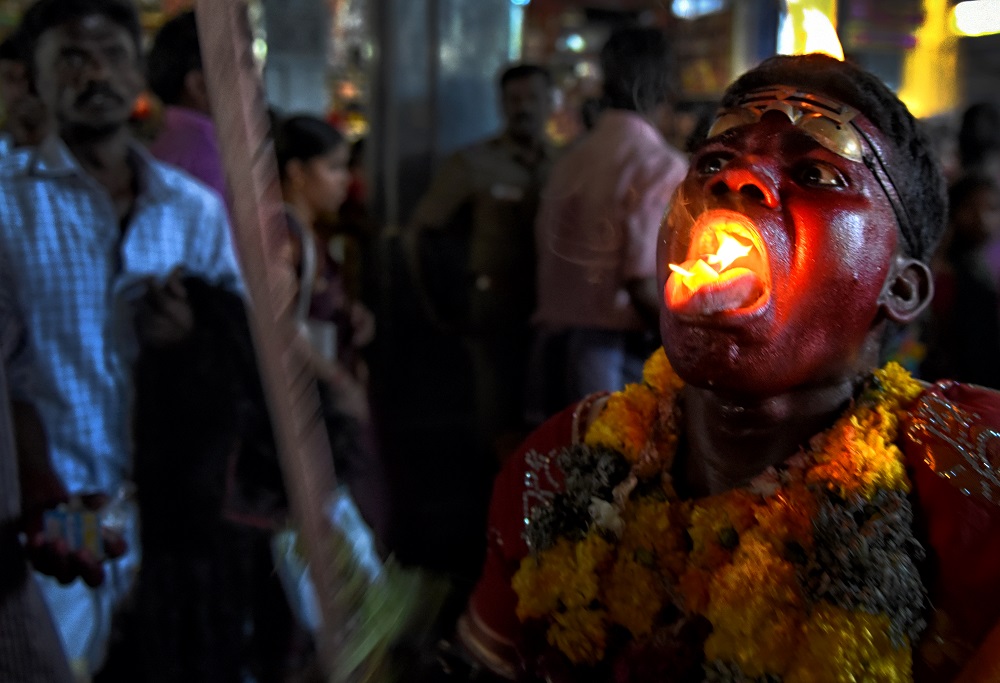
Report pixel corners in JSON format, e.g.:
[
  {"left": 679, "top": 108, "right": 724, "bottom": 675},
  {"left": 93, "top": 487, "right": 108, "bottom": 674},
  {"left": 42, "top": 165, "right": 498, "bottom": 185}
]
[{"left": 665, "top": 211, "right": 770, "bottom": 316}]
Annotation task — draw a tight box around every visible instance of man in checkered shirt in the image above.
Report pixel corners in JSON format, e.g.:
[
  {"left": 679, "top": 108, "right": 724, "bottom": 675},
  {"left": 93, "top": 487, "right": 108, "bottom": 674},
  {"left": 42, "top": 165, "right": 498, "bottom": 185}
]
[{"left": 0, "top": 0, "right": 243, "bottom": 674}]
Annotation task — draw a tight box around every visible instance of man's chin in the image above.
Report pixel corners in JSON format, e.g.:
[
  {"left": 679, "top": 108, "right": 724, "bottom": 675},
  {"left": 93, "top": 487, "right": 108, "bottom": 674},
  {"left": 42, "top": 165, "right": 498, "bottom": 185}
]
[
  {"left": 661, "top": 323, "right": 783, "bottom": 394},
  {"left": 63, "top": 118, "right": 127, "bottom": 139}
]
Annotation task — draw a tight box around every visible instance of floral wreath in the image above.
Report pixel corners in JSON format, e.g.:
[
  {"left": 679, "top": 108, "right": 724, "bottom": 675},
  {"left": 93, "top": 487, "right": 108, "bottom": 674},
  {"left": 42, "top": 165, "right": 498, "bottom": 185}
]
[{"left": 512, "top": 349, "right": 928, "bottom": 682}]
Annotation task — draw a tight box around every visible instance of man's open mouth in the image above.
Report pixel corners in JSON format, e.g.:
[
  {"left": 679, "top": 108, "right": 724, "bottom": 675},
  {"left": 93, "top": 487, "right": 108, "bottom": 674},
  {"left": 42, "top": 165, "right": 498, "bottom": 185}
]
[{"left": 664, "top": 209, "right": 770, "bottom": 316}]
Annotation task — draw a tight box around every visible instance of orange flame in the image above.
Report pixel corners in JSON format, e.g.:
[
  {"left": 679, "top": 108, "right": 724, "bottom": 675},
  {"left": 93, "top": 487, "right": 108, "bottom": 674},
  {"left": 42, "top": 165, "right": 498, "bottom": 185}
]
[{"left": 669, "top": 233, "right": 753, "bottom": 292}]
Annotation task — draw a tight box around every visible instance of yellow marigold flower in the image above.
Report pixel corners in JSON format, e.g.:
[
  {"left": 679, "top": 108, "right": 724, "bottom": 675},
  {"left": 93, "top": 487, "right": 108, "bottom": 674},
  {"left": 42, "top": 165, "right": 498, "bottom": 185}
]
[
  {"left": 688, "top": 491, "right": 758, "bottom": 568},
  {"left": 548, "top": 606, "right": 608, "bottom": 665},
  {"left": 808, "top": 415, "right": 909, "bottom": 500},
  {"left": 622, "top": 499, "right": 682, "bottom": 564},
  {"left": 704, "top": 536, "right": 804, "bottom": 678},
  {"left": 784, "top": 604, "right": 912, "bottom": 683},
  {"left": 586, "top": 383, "right": 659, "bottom": 463},
  {"left": 513, "top": 534, "right": 612, "bottom": 621},
  {"left": 875, "top": 362, "right": 923, "bottom": 410},
  {"left": 605, "top": 552, "right": 663, "bottom": 638},
  {"left": 642, "top": 347, "right": 682, "bottom": 396}
]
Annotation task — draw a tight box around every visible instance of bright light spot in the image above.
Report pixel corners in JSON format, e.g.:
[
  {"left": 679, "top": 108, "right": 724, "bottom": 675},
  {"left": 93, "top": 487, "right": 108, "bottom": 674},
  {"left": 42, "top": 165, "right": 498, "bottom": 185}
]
[
  {"left": 564, "top": 33, "right": 585, "bottom": 52},
  {"left": 801, "top": 8, "right": 845, "bottom": 59},
  {"left": 510, "top": 0, "right": 531, "bottom": 5},
  {"left": 952, "top": 0, "right": 1000, "bottom": 36},
  {"left": 778, "top": 5, "right": 844, "bottom": 60},
  {"left": 252, "top": 38, "right": 268, "bottom": 65},
  {"left": 671, "top": 0, "right": 725, "bottom": 19},
  {"left": 706, "top": 235, "right": 753, "bottom": 271}
]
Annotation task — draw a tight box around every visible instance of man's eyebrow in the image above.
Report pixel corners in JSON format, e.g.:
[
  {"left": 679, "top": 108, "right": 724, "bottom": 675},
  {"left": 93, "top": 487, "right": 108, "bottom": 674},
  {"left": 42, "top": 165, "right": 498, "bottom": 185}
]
[{"left": 688, "top": 127, "right": 741, "bottom": 154}]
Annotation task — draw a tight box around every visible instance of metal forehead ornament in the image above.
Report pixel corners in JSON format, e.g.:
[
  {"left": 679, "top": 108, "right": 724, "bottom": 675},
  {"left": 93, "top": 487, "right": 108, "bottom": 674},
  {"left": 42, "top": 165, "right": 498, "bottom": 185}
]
[{"left": 707, "top": 86, "right": 864, "bottom": 161}]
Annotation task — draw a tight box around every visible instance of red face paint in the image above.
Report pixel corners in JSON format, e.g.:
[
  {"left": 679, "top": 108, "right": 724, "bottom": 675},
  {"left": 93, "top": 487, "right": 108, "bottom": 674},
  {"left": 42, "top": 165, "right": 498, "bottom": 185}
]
[{"left": 657, "top": 108, "right": 900, "bottom": 395}]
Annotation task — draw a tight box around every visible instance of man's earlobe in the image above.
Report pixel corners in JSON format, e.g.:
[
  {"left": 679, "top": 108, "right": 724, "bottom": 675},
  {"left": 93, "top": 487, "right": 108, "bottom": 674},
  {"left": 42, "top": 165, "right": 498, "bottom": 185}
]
[{"left": 880, "top": 255, "right": 933, "bottom": 324}]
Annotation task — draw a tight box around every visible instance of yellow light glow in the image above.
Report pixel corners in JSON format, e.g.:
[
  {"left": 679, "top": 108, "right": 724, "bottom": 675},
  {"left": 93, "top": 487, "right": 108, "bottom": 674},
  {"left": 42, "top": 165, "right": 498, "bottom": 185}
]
[
  {"left": 898, "top": 0, "right": 959, "bottom": 119},
  {"left": 706, "top": 234, "right": 753, "bottom": 271},
  {"left": 778, "top": 0, "right": 844, "bottom": 60},
  {"left": 952, "top": 0, "right": 1000, "bottom": 36}
]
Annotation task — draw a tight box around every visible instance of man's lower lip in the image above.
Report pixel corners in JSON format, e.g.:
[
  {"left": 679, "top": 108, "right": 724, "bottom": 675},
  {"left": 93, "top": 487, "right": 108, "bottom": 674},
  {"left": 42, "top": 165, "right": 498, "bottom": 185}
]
[{"left": 664, "top": 284, "right": 770, "bottom": 323}]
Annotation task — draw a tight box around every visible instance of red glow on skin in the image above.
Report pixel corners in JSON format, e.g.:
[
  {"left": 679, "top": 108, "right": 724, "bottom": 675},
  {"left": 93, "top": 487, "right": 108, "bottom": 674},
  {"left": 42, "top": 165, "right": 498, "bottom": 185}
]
[{"left": 656, "top": 111, "right": 900, "bottom": 396}]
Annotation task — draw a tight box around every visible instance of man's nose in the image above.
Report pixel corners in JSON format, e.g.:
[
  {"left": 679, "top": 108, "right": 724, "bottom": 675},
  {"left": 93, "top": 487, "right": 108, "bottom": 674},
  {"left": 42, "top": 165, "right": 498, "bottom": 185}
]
[
  {"left": 82, "top": 54, "right": 112, "bottom": 81},
  {"left": 708, "top": 158, "right": 779, "bottom": 209}
]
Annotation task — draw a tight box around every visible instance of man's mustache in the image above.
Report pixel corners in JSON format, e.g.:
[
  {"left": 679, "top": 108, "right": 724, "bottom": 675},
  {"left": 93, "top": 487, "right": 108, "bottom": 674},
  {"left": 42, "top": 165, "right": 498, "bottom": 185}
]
[{"left": 75, "top": 84, "right": 124, "bottom": 107}]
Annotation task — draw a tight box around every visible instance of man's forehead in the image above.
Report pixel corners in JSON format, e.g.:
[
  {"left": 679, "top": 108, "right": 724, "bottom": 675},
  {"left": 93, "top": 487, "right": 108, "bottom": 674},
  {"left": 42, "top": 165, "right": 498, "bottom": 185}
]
[{"left": 42, "top": 14, "right": 134, "bottom": 46}]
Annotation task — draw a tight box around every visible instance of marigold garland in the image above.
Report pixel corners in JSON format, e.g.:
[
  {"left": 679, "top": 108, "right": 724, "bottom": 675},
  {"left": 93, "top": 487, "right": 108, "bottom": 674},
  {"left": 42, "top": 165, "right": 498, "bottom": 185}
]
[{"left": 513, "top": 349, "right": 927, "bottom": 680}]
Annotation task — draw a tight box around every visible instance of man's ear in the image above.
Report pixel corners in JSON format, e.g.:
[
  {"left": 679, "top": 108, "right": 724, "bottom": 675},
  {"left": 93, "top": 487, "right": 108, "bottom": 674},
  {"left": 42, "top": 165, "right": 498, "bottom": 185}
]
[{"left": 879, "top": 254, "right": 934, "bottom": 324}]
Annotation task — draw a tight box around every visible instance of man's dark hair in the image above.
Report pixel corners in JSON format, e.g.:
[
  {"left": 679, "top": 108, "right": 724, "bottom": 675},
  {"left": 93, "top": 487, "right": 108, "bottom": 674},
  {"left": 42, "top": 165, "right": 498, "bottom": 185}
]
[
  {"left": 0, "top": 30, "right": 30, "bottom": 63},
  {"left": 274, "top": 114, "right": 346, "bottom": 181},
  {"left": 600, "top": 26, "right": 674, "bottom": 115},
  {"left": 19, "top": 0, "right": 143, "bottom": 65},
  {"left": 719, "top": 53, "right": 947, "bottom": 263},
  {"left": 147, "top": 10, "right": 200, "bottom": 106},
  {"left": 499, "top": 63, "right": 551, "bottom": 91}
]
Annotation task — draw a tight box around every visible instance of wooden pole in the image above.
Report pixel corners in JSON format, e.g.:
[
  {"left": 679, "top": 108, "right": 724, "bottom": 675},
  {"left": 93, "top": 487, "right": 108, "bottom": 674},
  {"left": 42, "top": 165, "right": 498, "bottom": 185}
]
[{"left": 194, "top": 0, "right": 341, "bottom": 675}]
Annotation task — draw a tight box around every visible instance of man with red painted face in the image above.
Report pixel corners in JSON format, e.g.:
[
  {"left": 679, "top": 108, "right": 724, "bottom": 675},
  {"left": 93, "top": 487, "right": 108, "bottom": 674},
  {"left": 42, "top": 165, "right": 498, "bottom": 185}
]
[{"left": 433, "top": 54, "right": 1000, "bottom": 683}]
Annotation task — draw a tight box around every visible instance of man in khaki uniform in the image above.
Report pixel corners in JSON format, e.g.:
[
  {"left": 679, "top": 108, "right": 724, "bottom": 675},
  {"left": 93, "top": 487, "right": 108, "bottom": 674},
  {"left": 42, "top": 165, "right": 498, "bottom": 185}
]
[{"left": 408, "top": 63, "right": 556, "bottom": 462}]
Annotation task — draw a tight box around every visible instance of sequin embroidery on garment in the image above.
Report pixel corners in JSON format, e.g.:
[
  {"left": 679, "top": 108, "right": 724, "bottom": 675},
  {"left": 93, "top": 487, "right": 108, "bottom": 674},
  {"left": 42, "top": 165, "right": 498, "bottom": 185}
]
[
  {"left": 906, "top": 393, "right": 1000, "bottom": 504},
  {"left": 521, "top": 449, "right": 560, "bottom": 550}
]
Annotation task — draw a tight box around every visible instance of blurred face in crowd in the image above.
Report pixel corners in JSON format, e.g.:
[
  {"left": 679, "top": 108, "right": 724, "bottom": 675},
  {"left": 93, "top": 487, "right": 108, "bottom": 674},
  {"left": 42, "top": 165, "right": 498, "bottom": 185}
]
[
  {"left": 0, "top": 56, "right": 46, "bottom": 146},
  {"left": 952, "top": 184, "right": 1000, "bottom": 248},
  {"left": 33, "top": 14, "right": 143, "bottom": 138},
  {"left": 657, "top": 103, "right": 917, "bottom": 396},
  {"left": 293, "top": 142, "right": 352, "bottom": 217},
  {"left": 501, "top": 73, "right": 552, "bottom": 144}
]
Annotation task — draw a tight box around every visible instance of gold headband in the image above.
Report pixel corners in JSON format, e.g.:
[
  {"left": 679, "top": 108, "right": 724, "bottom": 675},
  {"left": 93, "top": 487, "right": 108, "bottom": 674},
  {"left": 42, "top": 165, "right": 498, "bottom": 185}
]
[
  {"left": 706, "top": 86, "right": 916, "bottom": 255},
  {"left": 708, "top": 86, "right": 863, "bottom": 161}
]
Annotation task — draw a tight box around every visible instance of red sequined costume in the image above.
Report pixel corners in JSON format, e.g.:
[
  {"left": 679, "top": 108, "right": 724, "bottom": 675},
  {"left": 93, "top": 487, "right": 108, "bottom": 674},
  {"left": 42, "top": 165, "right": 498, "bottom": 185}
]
[{"left": 459, "top": 382, "right": 1000, "bottom": 682}]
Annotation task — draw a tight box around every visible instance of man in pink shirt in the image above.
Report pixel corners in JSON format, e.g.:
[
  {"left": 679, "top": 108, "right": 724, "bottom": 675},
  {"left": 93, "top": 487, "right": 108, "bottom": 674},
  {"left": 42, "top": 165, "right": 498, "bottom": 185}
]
[
  {"left": 146, "top": 11, "right": 228, "bottom": 209},
  {"left": 526, "top": 26, "right": 688, "bottom": 424}
]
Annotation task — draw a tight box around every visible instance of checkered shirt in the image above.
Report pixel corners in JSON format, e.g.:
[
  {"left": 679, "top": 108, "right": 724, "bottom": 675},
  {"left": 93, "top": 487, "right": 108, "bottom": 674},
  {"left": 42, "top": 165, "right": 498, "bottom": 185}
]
[{"left": 0, "top": 135, "right": 243, "bottom": 495}]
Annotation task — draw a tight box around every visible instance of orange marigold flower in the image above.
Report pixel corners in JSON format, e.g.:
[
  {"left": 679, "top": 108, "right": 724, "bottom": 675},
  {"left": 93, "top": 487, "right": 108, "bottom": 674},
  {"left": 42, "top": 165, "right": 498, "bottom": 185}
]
[
  {"left": 586, "top": 383, "right": 659, "bottom": 463},
  {"left": 642, "top": 347, "right": 683, "bottom": 396}
]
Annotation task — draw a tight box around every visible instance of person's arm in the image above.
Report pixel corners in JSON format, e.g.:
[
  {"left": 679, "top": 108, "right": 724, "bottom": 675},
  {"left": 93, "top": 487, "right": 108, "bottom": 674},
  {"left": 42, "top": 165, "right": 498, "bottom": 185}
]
[
  {"left": 197, "top": 190, "right": 246, "bottom": 294},
  {"left": 622, "top": 152, "right": 687, "bottom": 331},
  {"left": 135, "top": 191, "right": 244, "bottom": 350},
  {"left": 0, "top": 299, "right": 125, "bottom": 585}
]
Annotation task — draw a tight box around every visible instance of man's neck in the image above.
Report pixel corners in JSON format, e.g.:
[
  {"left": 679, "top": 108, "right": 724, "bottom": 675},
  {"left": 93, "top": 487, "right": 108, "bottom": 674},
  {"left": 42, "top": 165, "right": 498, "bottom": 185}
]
[
  {"left": 677, "top": 376, "right": 863, "bottom": 497},
  {"left": 502, "top": 131, "right": 545, "bottom": 165},
  {"left": 62, "top": 126, "right": 132, "bottom": 180},
  {"left": 62, "top": 126, "right": 138, "bottom": 223}
]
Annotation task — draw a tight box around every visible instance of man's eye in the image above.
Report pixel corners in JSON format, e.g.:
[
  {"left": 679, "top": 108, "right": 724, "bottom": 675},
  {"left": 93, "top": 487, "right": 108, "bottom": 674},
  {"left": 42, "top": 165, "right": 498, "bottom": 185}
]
[
  {"left": 797, "top": 162, "right": 845, "bottom": 187},
  {"left": 60, "top": 51, "right": 86, "bottom": 69},
  {"left": 697, "top": 153, "right": 730, "bottom": 176}
]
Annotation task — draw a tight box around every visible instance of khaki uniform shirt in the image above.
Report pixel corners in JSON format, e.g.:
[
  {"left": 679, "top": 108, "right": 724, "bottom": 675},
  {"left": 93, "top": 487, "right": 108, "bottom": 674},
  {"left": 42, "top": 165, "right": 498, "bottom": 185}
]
[{"left": 410, "top": 134, "right": 556, "bottom": 330}]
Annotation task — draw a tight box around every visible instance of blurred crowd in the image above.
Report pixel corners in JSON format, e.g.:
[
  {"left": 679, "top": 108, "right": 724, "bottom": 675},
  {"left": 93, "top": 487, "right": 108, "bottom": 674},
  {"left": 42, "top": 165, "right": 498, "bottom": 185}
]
[{"left": 1, "top": 0, "right": 999, "bottom": 682}]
